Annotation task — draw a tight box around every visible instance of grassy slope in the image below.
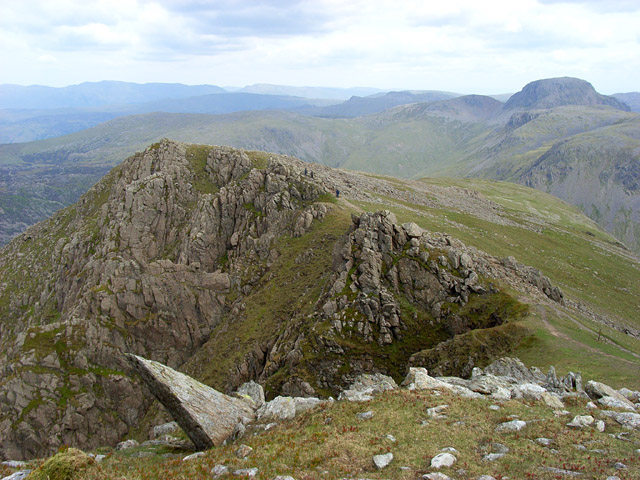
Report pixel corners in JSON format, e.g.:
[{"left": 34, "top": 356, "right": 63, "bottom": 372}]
[
  {"left": 14, "top": 388, "right": 639, "bottom": 480},
  {"left": 353, "top": 176, "right": 640, "bottom": 389}
]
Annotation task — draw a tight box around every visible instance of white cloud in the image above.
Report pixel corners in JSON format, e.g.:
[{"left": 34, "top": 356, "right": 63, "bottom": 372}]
[{"left": 0, "top": 0, "right": 639, "bottom": 93}]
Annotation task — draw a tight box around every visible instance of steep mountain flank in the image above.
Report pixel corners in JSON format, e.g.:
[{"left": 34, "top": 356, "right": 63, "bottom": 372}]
[
  {"left": 0, "top": 140, "right": 589, "bottom": 461},
  {"left": 613, "top": 92, "right": 640, "bottom": 112},
  {"left": 503, "top": 77, "right": 630, "bottom": 112}
]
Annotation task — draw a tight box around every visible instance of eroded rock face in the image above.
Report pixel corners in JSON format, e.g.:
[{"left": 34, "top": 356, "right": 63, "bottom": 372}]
[
  {"left": 0, "top": 141, "right": 326, "bottom": 459},
  {"left": 126, "top": 354, "right": 254, "bottom": 449},
  {"left": 0, "top": 141, "right": 566, "bottom": 460}
]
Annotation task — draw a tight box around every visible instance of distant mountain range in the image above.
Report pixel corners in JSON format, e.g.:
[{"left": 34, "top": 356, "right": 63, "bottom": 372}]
[{"left": 1, "top": 77, "right": 639, "bottom": 256}]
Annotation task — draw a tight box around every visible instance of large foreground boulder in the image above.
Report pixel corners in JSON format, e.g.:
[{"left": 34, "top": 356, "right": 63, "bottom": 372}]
[{"left": 126, "top": 354, "right": 255, "bottom": 450}]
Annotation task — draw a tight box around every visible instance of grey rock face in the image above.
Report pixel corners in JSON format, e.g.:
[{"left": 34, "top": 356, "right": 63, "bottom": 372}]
[
  {"left": 236, "top": 381, "right": 266, "bottom": 409},
  {"left": 126, "top": 354, "right": 255, "bottom": 450},
  {"left": 256, "top": 396, "right": 296, "bottom": 422},
  {"left": 338, "top": 373, "right": 397, "bottom": 402}
]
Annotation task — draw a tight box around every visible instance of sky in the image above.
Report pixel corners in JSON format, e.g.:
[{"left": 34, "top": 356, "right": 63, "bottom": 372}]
[{"left": 1, "top": 0, "right": 639, "bottom": 94}]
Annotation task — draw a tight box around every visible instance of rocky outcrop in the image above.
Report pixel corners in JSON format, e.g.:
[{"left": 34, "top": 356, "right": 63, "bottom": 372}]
[
  {"left": 126, "top": 354, "right": 255, "bottom": 449},
  {"left": 0, "top": 140, "right": 568, "bottom": 460},
  {"left": 0, "top": 141, "right": 328, "bottom": 459}
]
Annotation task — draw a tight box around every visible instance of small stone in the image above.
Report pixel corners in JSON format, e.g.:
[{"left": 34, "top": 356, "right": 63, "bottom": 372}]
[
  {"left": 596, "top": 420, "right": 605, "bottom": 432},
  {"left": 495, "top": 420, "right": 526, "bottom": 432},
  {"left": 273, "top": 477, "right": 296, "bottom": 480},
  {"left": 606, "top": 476, "right": 621, "bottom": 480},
  {"left": 567, "top": 415, "right": 594, "bottom": 428},
  {"left": 483, "top": 453, "right": 505, "bottom": 462},
  {"left": 427, "top": 405, "right": 449, "bottom": 419},
  {"left": 488, "top": 405, "right": 501, "bottom": 411},
  {"left": 2, "top": 461, "right": 26, "bottom": 468},
  {"left": 441, "top": 447, "right": 458, "bottom": 453},
  {"left": 373, "top": 452, "right": 393, "bottom": 469},
  {"left": 116, "top": 439, "right": 139, "bottom": 450},
  {"left": 613, "top": 462, "right": 627, "bottom": 470},
  {"left": 542, "top": 466, "right": 583, "bottom": 476},
  {"left": 478, "top": 476, "right": 497, "bottom": 480},
  {"left": 536, "top": 438, "right": 553, "bottom": 446},
  {"left": 586, "top": 401, "right": 597, "bottom": 409},
  {"left": 233, "top": 467, "right": 259, "bottom": 477},
  {"left": 573, "top": 444, "right": 587, "bottom": 451},
  {"left": 386, "top": 434, "right": 396, "bottom": 442},
  {"left": 422, "top": 473, "right": 451, "bottom": 480},
  {"left": 357, "top": 410, "right": 374, "bottom": 420},
  {"left": 430, "top": 452, "right": 456, "bottom": 469},
  {"left": 95, "top": 454, "right": 106, "bottom": 463},
  {"left": 211, "top": 464, "right": 229, "bottom": 477},
  {"left": 182, "top": 451, "right": 205, "bottom": 461},
  {"left": 1, "top": 471, "right": 32, "bottom": 480},
  {"left": 236, "top": 444, "right": 253, "bottom": 459},
  {"left": 554, "top": 410, "right": 571, "bottom": 416}
]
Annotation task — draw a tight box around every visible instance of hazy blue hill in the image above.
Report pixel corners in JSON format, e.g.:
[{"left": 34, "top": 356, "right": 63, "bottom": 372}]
[
  {"left": 613, "top": 92, "right": 640, "bottom": 112},
  {"left": 503, "top": 77, "right": 630, "bottom": 112},
  {"left": 404, "top": 94, "right": 504, "bottom": 122},
  {"left": 238, "top": 83, "right": 384, "bottom": 100},
  {"left": 305, "top": 90, "right": 461, "bottom": 118},
  {"left": 0, "top": 81, "right": 226, "bottom": 109}
]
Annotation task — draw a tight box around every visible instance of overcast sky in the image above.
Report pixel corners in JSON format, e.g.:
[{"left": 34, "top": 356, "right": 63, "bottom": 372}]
[{"left": 1, "top": 0, "right": 638, "bottom": 94}]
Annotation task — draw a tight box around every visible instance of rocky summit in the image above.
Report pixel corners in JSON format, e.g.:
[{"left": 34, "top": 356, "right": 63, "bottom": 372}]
[{"left": 0, "top": 139, "right": 638, "bottom": 462}]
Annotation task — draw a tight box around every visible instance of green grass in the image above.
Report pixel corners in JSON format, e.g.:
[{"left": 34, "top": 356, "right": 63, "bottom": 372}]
[
  {"left": 58, "top": 387, "right": 640, "bottom": 480},
  {"left": 182, "top": 205, "right": 354, "bottom": 394}
]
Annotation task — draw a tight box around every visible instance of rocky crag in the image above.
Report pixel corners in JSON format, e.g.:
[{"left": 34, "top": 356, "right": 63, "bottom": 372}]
[{"left": 0, "top": 140, "right": 629, "bottom": 461}]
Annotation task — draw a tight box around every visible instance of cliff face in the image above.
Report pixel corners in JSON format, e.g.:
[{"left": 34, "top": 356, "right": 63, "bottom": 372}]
[
  {"left": 0, "top": 140, "right": 326, "bottom": 459},
  {"left": 0, "top": 140, "right": 564, "bottom": 460}
]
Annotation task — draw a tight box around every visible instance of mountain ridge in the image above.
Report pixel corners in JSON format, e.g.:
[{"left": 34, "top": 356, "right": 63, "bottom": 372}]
[{"left": 1, "top": 140, "right": 639, "bottom": 460}]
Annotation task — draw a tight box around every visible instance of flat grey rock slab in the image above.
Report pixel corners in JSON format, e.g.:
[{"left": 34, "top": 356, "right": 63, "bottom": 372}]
[{"left": 127, "top": 354, "right": 255, "bottom": 450}]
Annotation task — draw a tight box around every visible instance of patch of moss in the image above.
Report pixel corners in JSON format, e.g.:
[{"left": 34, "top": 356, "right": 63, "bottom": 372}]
[
  {"left": 29, "top": 447, "right": 94, "bottom": 480},
  {"left": 186, "top": 144, "right": 219, "bottom": 195},
  {"left": 245, "top": 150, "right": 270, "bottom": 170}
]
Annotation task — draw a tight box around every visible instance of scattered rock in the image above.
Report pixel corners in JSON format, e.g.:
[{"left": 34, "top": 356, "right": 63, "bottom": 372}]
[
  {"left": 495, "top": 420, "right": 526, "bottom": 432},
  {"left": 256, "top": 396, "right": 296, "bottom": 422},
  {"left": 489, "top": 404, "right": 501, "bottom": 410},
  {"left": 596, "top": 420, "right": 606, "bottom": 432},
  {"left": 430, "top": 452, "right": 456, "bottom": 469},
  {"left": 427, "top": 405, "right": 449, "bottom": 419},
  {"left": 152, "top": 421, "right": 179, "bottom": 439},
  {"left": 484, "top": 357, "right": 539, "bottom": 383},
  {"left": 356, "top": 411, "right": 374, "bottom": 420},
  {"left": 373, "top": 452, "right": 393, "bottom": 469},
  {"left": 613, "top": 462, "right": 627, "bottom": 469},
  {"left": 233, "top": 467, "right": 259, "bottom": 477},
  {"left": 385, "top": 434, "right": 396, "bottom": 442},
  {"left": 116, "top": 439, "right": 139, "bottom": 450},
  {"left": 339, "top": 373, "right": 397, "bottom": 401},
  {"left": 1, "top": 471, "right": 32, "bottom": 480},
  {"left": 1, "top": 462, "right": 26, "bottom": 469},
  {"left": 402, "top": 368, "right": 452, "bottom": 391},
  {"left": 536, "top": 438, "right": 553, "bottom": 446},
  {"left": 601, "top": 411, "right": 640, "bottom": 429},
  {"left": 483, "top": 453, "right": 505, "bottom": 462},
  {"left": 235, "top": 444, "right": 253, "bottom": 459},
  {"left": 567, "top": 415, "right": 594, "bottom": 428},
  {"left": 542, "top": 466, "right": 583, "bottom": 476},
  {"left": 182, "top": 452, "right": 205, "bottom": 461},
  {"left": 478, "top": 476, "right": 497, "bottom": 480},
  {"left": 598, "top": 396, "right": 637, "bottom": 412},
  {"left": 585, "top": 381, "right": 635, "bottom": 409},
  {"left": 422, "top": 473, "right": 451, "bottom": 480},
  {"left": 211, "top": 464, "right": 229, "bottom": 477},
  {"left": 235, "top": 381, "right": 266, "bottom": 409},
  {"left": 293, "top": 397, "right": 324, "bottom": 415}
]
